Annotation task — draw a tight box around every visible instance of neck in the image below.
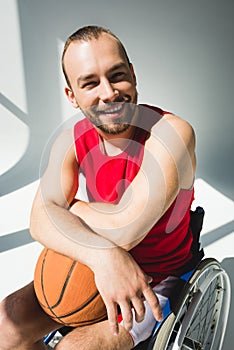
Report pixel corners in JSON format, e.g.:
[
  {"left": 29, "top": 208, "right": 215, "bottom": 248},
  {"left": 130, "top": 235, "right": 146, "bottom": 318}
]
[{"left": 99, "top": 125, "right": 135, "bottom": 156}]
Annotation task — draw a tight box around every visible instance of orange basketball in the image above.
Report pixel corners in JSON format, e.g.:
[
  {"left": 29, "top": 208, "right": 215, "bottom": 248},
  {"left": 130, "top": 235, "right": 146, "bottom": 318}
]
[{"left": 34, "top": 248, "right": 107, "bottom": 327}]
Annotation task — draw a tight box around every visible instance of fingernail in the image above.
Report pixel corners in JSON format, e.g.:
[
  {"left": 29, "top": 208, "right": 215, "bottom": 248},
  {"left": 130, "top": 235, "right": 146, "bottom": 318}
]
[{"left": 113, "top": 328, "right": 119, "bottom": 336}]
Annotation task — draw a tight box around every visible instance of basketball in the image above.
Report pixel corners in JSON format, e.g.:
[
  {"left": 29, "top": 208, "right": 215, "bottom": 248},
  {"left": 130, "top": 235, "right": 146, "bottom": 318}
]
[{"left": 34, "top": 248, "right": 107, "bottom": 327}]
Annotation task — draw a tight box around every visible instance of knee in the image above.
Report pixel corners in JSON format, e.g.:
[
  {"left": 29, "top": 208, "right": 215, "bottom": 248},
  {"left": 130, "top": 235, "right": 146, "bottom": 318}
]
[
  {"left": 0, "top": 292, "right": 35, "bottom": 349},
  {"left": 0, "top": 297, "right": 23, "bottom": 347},
  {"left": 55, "top": 337, "right": 72, "bottom": 350},
  {"left": 0, "top": 297, "right": 15, "bottom": 333}
]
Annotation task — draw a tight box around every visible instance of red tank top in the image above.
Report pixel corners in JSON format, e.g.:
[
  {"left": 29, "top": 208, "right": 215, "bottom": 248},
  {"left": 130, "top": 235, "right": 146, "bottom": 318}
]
[{"left": 74, "top": 104, "right": 194, "bottom": 284}]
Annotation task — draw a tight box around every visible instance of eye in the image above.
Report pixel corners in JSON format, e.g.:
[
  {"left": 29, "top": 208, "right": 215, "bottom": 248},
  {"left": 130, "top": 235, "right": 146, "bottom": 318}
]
[
  {"left": 111, "top": 72, "right": 126, "bottom": 82},
  {"left": 82, "top": 81, "right": 97, "bottom": 89}
]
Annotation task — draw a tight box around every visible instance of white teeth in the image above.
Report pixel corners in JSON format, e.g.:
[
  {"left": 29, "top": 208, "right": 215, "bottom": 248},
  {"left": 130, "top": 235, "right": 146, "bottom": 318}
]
[{"left": 100, "top": 104, "right": 122, "bottom": 114}]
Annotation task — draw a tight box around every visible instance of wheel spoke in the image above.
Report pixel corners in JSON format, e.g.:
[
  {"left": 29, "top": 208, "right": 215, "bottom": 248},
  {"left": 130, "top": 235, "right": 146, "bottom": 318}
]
[
  {"left": 187, "top": 278, "right": 223, "bottom": 347},
  {"left": 152, "top": 259, "right": 231, "bottom": 350},
  {"left": 182, "top": 335, "right": 202, "bottom": 349}
]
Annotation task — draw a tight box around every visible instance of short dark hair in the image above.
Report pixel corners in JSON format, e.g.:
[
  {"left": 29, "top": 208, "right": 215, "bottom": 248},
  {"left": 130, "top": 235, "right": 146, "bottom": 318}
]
[{"left": 62, "top": 25, "right": 131, "bottom": 88}]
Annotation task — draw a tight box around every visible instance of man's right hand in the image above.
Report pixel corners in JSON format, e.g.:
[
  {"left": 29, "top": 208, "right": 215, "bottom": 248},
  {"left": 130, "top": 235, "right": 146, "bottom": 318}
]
[{"left": 91, "top": 246, "right": 163, "bottom": 335}]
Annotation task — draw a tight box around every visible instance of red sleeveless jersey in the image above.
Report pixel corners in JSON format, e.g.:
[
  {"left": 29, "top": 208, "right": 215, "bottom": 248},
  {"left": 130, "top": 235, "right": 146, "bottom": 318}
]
[{"left": 74, "top": 104, "right": 194, "bottom": 284}]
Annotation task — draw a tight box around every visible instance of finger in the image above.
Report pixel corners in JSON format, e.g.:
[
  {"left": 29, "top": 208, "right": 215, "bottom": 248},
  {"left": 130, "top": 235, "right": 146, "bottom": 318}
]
[
  {"left": 105, "top": 301, "right": 119, "bottom": 335},
  {"left": 143, "top": 286, "right": 163, "bottom": 322},
  {"left": 119, "top": 300, "right": 133, "bottom": 331},
  {"left": 146, "top": 275, "right": 153, "bottom": 284},
  {"left": 131, "top": 295, "right": 145, "bottom": 323}
]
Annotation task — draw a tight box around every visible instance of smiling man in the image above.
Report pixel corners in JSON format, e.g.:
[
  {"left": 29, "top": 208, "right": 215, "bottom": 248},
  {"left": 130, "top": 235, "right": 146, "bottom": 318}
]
[
  {"left": 0, "top": 26, "right": 202, "bottom": 350},
  {"left": 63, "top": 28, "right": 138, "bottom": 136}
]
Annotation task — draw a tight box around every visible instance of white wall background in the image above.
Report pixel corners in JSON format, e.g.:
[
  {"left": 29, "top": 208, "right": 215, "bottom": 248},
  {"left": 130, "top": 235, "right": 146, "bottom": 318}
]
[
  {"left": 0, "top": 0, "right": 233, "bottom": 348},
  {"left": 1, "top": 0, "right": 233, "bottom": 199}
]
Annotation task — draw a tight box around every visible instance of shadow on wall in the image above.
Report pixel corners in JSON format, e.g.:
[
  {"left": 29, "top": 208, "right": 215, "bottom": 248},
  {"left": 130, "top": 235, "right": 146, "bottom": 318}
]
[
  {"left": 201, "top": 221, "right": 234, "bottom": 247},
  {"left": 1, "top": 1, "right": 64, "bottom": 195},
  {"left": 0, "top": 229, "right": 34, "bottom": 253}
]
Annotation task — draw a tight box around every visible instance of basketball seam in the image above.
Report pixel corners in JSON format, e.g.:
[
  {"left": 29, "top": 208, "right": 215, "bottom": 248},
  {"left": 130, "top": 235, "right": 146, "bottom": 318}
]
[
  {"left": 40, "top": 249, "right": 69, "bottom": 326},
  {"left": 60, "top": 312, "right": 107, "bottom": 326},
  {"left": 39, "top": 249, "right": 107, "bottom": 327},
  {"left": 56, "top": 291, "right": 100, "bottom": 318},
  {"left": 51, "top": 260, "right": 77, "bottom": 308}
]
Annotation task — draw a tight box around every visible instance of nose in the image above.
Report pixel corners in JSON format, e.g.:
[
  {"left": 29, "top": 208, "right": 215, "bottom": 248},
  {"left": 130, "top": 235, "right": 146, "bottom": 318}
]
[{"left": 99, "top": 79, "right": 119, "bottom": 102}]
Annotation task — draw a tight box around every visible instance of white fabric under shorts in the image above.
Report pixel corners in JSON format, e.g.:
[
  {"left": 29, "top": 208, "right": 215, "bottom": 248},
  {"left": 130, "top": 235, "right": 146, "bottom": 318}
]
[{"left": 119, "top": 276, "right": 180, "bottom": 347}]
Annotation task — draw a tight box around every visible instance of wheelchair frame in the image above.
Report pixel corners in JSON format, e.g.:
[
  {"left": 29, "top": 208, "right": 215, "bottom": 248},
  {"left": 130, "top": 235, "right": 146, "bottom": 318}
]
[
  {"left": 44, "top": 257, "right": 230, "bottom": 350},
  {"left": 147, "top": 257, "right": 231, "bottom": 350}
]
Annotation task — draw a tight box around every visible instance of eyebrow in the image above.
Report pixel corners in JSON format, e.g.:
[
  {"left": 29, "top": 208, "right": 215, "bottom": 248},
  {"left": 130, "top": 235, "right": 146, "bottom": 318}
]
[
  {"left": 77, "top": 74, "right": 96, "bottom": 86},
  {"left": 77, "top": 62, "right": 127, "bottom": 86},
  {"left": 108, "top": 62, "right": 127, "bottom": 72}
]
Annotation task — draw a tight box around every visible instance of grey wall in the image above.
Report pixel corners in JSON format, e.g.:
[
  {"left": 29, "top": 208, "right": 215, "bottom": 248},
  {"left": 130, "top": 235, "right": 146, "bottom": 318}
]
[{"left": 1, "top": 0, "right": 233, "bottom": 199}]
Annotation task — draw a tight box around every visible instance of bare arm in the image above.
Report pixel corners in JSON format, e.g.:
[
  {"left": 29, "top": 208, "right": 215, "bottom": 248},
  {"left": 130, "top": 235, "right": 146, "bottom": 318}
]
[
  {"left": 30, "top": 128, "right": 162, "bottom": 334},
  {"left": 71, "top": 114, "right": 196, "bottom": 249},
  {"left": 30, "top": 129, "right": 115, "bottom": 253}
]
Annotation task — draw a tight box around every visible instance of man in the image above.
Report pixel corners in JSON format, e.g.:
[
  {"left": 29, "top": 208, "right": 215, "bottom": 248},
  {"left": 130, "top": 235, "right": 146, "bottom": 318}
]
[{"left": 0, "top": 26, "right": 200, "bottom": 349}]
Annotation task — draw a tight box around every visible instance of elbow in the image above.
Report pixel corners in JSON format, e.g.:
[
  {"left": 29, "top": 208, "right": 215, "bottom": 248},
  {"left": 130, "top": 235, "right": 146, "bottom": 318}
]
[
  {"left": 120, "top": 242, "right": 135, "bottom": 251},
  {"left": 29, "top": 199, "right": 45, "bottom": 242},
  {"left": 120, "top": 234, "right": 147, "bottom": 251},
  {"left": 113, "top": 223, "right": 149, "bottom": 251},
  {"left": 29, "top": 207, "right": 39, "bottom": 241}
]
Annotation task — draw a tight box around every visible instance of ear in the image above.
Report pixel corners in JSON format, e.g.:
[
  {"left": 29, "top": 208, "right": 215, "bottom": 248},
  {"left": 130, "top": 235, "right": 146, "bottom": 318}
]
[
  {"left": 64, "top": 87, "right": 79, "bottom": 108},
  {"left": 129, "top": 63, "right": 137, "bottom": 86}
]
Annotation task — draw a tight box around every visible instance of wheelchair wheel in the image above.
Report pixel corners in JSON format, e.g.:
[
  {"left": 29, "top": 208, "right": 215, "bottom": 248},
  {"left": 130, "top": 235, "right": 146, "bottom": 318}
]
[{"left": 152, "top": 258, "right": 231, "bottom": 350}]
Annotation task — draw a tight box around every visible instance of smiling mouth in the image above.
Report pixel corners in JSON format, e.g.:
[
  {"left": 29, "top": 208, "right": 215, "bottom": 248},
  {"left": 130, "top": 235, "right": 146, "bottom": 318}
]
[{"left": 96, "top": 103, "right": 124, "bottom": 116}]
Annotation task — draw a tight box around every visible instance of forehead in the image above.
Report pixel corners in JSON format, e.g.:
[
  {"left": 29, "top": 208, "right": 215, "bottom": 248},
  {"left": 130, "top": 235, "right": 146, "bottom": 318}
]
[{"left": 64, "top": 34, "right": 128, "bottom": 80}]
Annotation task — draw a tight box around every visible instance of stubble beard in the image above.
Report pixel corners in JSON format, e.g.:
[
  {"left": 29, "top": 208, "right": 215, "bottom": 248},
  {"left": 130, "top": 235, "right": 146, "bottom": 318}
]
[
  {"left": 83, "top": 93, "right": 138, "bottom": 135},
  {"left": 97, "top": 120, "right": 131, "bottom": 135}
]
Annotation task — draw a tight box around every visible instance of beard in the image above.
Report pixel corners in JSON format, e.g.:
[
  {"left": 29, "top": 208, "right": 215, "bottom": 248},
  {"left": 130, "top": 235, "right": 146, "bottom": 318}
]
[
  {"left": 82, "top": 93, "right": 138, "bottom": 135},
  {"left": 97, "top": 120, "right": 131, "bottom": 135}
]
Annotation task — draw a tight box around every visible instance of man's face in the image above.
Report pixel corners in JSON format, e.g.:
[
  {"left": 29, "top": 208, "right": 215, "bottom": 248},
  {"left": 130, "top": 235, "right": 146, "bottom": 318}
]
[{"left": 64, "top": 33, "right": 138, "bottom": 135}]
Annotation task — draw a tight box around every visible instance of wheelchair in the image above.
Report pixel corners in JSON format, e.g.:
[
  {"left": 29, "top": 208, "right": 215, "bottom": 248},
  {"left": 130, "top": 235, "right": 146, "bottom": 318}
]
[
  {"left": 44, "top": 208, "right": 231, "bottom": 349},
  {"left": 136, "top": 257, "right": 230, "bottom": 350}
]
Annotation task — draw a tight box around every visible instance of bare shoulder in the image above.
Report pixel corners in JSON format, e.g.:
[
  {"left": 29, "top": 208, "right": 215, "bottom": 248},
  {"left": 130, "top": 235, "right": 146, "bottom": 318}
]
[
  {"left": 151, "top": 112, "right": 195, "bottom": 150},
  {"left": 46, "top": 127, "right": 77, "bottom": 172},
  {"left": 49, "top": 128, "right": 75, "bottom": 158},
  {"left": 147, "top": 112, "right": 196, "bottom": 186},
  {"left": 51, "top": 128, "right": 74, "bottom": 150},
  {"left": 163, "top": 113, "right": 195, "bottom": 139},
  {"left": 41, "top": 127, "right": 78, "bottom": 203}
]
